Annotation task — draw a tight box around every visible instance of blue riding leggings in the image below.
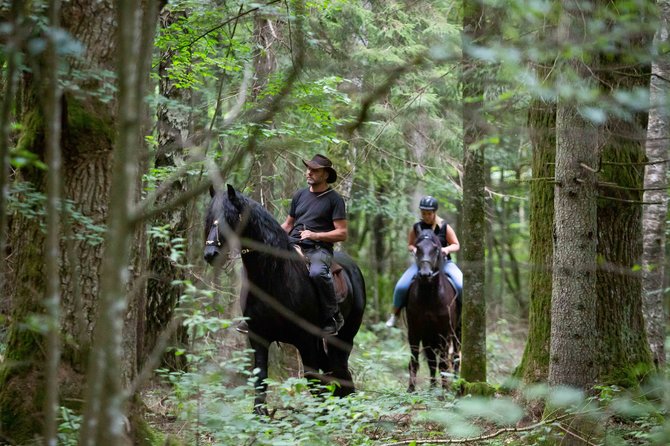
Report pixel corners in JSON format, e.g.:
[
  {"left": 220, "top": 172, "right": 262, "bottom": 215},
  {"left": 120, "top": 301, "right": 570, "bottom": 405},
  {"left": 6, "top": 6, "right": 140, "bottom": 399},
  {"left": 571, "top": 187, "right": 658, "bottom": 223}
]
[{"left": 392, "top": 260, "right": 463, "bottom": 309}]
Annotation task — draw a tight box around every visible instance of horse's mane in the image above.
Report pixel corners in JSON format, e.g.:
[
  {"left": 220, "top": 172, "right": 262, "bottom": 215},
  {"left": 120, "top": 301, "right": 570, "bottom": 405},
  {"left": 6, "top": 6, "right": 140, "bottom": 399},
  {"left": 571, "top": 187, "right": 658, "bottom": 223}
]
[
  {"left": 207, "top": 187, "right": 307, "bottom": 308},
  {"left": 217, "top": 191, "right": 292, "bottom": 252},
  {"left": 417, "top": 228, "right": 440, "bottom": 246}
]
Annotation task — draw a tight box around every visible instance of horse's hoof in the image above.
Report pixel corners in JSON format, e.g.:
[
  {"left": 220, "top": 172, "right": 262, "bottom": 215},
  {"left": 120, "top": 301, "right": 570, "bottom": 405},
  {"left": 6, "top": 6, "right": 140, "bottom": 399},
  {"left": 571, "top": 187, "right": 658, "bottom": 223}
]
[
  {"left": 407, "top": 386, "right": 415, "bottom": 393},
  {"left": 253, "top": 405, "right": 269, "bottom": 416}
]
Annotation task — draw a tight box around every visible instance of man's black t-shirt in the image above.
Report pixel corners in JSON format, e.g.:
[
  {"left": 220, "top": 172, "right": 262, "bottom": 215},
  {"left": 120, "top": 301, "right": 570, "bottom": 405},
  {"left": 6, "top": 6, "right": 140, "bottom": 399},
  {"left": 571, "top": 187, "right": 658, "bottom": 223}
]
[{"left": 288, "top": 187, "right": 346, "bottom": 252}]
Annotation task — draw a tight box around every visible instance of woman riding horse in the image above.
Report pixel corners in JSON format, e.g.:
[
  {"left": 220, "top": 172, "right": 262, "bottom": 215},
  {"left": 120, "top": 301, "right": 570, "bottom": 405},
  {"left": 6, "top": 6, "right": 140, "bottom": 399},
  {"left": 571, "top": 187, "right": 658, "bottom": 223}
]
[
  {"left": 386, "top": 196, "right": 463, "bottom": 327},
  {"left": 406, "top": 229, "right": 459, "bottom": 391}
]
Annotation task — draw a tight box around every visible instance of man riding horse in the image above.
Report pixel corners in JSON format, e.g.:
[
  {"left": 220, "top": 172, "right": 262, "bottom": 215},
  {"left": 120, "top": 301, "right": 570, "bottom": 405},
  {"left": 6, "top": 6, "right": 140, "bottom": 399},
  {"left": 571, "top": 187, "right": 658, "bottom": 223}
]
[
  {"left": 281, "top": 154, "right": 346, "bottom": 336},
  {"left": 234, "top": 154, "right": 345, "bottom": 337}
]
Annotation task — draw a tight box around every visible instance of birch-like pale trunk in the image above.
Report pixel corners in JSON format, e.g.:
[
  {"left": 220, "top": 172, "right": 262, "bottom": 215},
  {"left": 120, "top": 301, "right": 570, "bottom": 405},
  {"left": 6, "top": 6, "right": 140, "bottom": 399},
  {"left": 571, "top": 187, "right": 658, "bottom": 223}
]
[
  {"left": 249, "top": 14, "right": 279, "bottom": 209},
  {"left": 43, "top": 0, "right": 63, "bottom": 443},
  {"left": 79, "top": 0, "right": 158, "bottom": 443},
  {"left": 641, "top": 0, "right": 669, "bottom": 369}
]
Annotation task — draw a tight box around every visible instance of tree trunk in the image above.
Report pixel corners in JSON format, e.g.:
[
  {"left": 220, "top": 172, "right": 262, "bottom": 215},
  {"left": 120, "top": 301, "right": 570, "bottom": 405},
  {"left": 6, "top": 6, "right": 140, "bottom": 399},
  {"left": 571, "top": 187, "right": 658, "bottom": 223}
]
[
  {"left": 546, "top": 11, "right": 602, "bottom": 446},
  {"left": 460, "top": 0, "right": 487, "bottom": 383},
  {"left": 0, "top": 1, "right": 24, "bottom": 318},
  {"left": 641, "top": 0, "right": 669, "bottom": 369},
  {"left": 80, "top": 0, "right": 159, "bottom": 443},
  {"left": 0, "top": 0, "right": 159, "bottom": 443},
  {"left": 0, "top": 0, "right": 118, "bottom": 440},
  {"left": 515, "top": 95, "right": 555, "bottom": 384},
  {"left": 249, "top": 13, "right": 279, "bottom": 208},
  {"left": 43, "top": 0, "right": 64, "bottom": 441},
  {"left": 593, "top": 0, "right": 654, "bottom": 385},
  {"left": 549, "top": 85, "right": 598, "bottom": 390},
  {"left": 144, "top": 6, "right": 191, "bottom": 372},
  {"left": 372, "top": 186, "right": 387, "bottom": 322}
]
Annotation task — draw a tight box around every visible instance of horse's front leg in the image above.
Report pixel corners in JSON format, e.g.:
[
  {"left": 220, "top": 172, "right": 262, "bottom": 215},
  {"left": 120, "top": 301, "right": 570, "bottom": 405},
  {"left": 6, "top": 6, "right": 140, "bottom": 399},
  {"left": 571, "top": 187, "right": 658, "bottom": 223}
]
[
  {"left": 439, "top": 338, "right": 450, "bottom": 390},
  {"left": 250, "top": 341, "right": 270, "bottom": 415},
  {"left": 407, "top": 343, "right": 420, "bottom": 393},
  {"left": 425, "top": 347, "right": 438, "bottom": 389}
]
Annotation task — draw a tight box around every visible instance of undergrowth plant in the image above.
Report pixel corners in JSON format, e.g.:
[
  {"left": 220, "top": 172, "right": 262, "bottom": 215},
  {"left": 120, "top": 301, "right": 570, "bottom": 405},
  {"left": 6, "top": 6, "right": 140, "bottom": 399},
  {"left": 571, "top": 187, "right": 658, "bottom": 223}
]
[{"left": 152, "top": 317, "right": 670, "bottom": 445}]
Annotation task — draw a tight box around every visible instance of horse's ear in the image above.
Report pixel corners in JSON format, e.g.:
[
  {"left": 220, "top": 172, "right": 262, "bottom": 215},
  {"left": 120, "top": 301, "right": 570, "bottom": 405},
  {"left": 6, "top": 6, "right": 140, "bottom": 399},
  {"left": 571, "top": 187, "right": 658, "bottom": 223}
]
[
  {"left": 227, "top": 184, "right": 241, "bottom": 205},
  {"left": 209, "top": 184, "right": 216, "bottom": 198}
]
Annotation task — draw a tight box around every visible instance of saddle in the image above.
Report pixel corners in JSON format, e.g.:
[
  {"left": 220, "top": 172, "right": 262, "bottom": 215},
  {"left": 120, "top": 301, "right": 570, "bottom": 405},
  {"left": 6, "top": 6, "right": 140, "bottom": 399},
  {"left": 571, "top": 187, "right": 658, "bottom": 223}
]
[
  {"left": 294, "top": 245, "right": 349, "bottom": 303},
  {"left": 331, "top": 262, "right": 348, "bottom": 303}
]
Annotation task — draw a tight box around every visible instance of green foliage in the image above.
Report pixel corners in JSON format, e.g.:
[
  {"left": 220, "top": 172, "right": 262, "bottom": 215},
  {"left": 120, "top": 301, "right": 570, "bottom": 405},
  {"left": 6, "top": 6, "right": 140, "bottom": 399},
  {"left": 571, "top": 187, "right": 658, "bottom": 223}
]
[
  {"left": 2, "top": 0, "right": 664, "bottom": 443},
  {"left": 148, "top": 224, "right": 189, "bottom": 265},
  {"left": 12, "top": 110, "right": 47, "bottom": 170},
  {"left": 57, "top": 407, "right": 81, "bottom": 446},
  {"left": 146, "top": 316, "right": 670, "bottom": 444},
  {"left": 7, "top": 181, "right": 106, "bottom": 246}
]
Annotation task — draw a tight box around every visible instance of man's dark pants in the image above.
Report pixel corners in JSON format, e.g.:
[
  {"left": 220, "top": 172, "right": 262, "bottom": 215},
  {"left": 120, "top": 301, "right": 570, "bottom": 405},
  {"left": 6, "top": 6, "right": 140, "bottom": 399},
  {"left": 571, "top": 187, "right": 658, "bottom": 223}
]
[{"left": 303, "top": 245, "right": 339, "bottom": 325}]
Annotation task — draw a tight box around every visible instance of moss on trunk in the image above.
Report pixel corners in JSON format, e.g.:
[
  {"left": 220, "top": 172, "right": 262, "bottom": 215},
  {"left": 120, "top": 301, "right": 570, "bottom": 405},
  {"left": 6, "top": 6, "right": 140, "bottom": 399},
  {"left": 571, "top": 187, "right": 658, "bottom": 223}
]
[
  {"left": 515, "top": 97, "right": 555, "bottom": 384},
  {"left": 0, "top": 101, "right": 49, "bottom": 442},
  {"left": 593, "top": 25, "right": 655, "bottom": 385},
  {"left": 596, "top": 134, "right": 654, "bottom": 386},
  {"left": 0, "top": 92, "right": 113, "bottom": 443}
]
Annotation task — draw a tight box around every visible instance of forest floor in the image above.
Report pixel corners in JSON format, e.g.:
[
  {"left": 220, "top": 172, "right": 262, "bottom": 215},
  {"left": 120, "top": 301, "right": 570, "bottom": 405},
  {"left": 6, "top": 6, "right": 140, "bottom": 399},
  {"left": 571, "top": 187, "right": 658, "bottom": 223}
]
[
  {"left": 142, "top": 319, "right": 528, "bottom": 443},
  {"left": 142, "top": 319, "right": 667, "bottom": 445}
]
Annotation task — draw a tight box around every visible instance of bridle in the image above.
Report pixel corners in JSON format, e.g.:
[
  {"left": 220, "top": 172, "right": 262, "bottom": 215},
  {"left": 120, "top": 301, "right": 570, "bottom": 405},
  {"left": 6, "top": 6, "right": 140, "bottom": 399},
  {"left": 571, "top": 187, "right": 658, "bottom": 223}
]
[
  {"left": 205, "top": 219, "right": 251, "bottom": 255},
  {"left": 205, "top": 220, "right": 222, "bottom": 247},
  {"left": 416, "top": 234, "right": 440, "bottom": 278}
]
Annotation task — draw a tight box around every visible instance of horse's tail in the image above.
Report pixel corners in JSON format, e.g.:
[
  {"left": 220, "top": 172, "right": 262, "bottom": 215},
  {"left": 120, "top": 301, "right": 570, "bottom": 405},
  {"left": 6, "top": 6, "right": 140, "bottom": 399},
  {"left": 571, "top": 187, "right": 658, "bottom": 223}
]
[{"left": 333, "top": 252, "right": 366, "bottom": 338}]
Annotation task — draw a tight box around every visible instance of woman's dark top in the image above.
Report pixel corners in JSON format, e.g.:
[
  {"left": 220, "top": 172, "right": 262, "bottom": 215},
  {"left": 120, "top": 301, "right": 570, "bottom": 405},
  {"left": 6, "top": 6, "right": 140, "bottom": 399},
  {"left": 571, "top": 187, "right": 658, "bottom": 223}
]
[{"left": 413, "top": 220, "right": 451, "bottom": 260}]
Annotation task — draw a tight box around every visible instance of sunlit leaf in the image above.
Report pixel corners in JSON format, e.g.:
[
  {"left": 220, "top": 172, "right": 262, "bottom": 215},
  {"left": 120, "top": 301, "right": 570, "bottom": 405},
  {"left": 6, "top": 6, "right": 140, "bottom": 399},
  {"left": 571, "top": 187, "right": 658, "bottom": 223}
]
[{"left": 548, "top": 386, "right": 585, "bottom": 408}]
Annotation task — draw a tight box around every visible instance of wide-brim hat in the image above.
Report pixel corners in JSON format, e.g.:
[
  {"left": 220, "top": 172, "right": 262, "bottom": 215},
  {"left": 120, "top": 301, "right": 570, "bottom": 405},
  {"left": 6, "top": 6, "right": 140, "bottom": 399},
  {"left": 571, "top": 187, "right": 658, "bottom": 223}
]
[{"left": 302, "top": 153, "right": 337, "bottom": 183}]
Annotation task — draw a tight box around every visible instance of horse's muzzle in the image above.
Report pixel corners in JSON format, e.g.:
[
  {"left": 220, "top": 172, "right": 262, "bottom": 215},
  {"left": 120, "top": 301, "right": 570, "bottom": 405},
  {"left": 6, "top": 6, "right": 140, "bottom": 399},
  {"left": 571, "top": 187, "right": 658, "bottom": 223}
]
[
  {"left": 417, "top": 261, "right": 437, "bottom": 280},
  {"left": 417, "top": 271, "right": 438, "bottom": 282},
  {"left": 204, "top": 246, "right": 220, "bottom": 264}
]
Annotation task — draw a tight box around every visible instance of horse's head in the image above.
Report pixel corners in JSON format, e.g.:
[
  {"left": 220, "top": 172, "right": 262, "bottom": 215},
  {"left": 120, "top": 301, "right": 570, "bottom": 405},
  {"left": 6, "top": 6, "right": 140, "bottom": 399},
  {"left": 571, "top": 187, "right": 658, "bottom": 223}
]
[
  {"left": 203, "top": 184, "right": 248, "bottom": 265},
  {"left": 414, "top": 229, "right": 442, "bottom": 282},
  {"left": 204, "top": 184, "right": 290, "bottom": 265}
]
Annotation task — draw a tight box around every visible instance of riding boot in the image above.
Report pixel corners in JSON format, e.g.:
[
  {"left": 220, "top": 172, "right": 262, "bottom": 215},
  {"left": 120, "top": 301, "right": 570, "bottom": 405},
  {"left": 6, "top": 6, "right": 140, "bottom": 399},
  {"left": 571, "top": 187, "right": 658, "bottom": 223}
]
[
  {"left": 385, "top": 307, "right": 400, "bottom": 327},
  {"left": 316, "top": 279, "right": 344, "bottom": 336}
]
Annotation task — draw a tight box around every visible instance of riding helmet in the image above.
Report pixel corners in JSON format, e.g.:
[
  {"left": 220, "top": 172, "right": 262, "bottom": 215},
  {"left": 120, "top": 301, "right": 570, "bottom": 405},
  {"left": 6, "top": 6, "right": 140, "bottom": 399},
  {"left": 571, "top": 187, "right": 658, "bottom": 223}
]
[{"left": 419, "top": 196, "right": 439, "bottom": 211}]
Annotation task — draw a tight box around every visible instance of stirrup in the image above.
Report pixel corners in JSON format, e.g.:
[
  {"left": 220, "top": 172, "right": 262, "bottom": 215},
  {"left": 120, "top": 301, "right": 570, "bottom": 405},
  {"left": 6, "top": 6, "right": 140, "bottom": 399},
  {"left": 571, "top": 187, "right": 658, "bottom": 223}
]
[
  {"left": 235, "top": 320, "right": 249, "bottom": 334},
  {"left": 322, "top": 314, "right": 343, "bottom": 337}
]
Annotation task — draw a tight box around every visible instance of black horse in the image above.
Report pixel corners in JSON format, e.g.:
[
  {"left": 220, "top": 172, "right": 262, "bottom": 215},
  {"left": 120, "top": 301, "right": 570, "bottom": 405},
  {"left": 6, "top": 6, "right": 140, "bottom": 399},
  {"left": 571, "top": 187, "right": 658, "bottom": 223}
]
[
  {"left": 203, "top": 185, "right": 366, "bottom": 413},
  {"left": 406, "top": 229, "right": 459, "bottom": 392}
]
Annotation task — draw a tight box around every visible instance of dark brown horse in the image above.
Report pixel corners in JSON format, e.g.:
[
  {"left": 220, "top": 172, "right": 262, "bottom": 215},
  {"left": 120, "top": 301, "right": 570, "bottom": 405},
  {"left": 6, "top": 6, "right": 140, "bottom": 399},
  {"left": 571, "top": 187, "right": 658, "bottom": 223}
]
[
  {"left": 406, "top": 229, "right": 459, "bottom": 392},
  {"left": 203, "top": 185, "right": 366, "bottom": 414}
]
